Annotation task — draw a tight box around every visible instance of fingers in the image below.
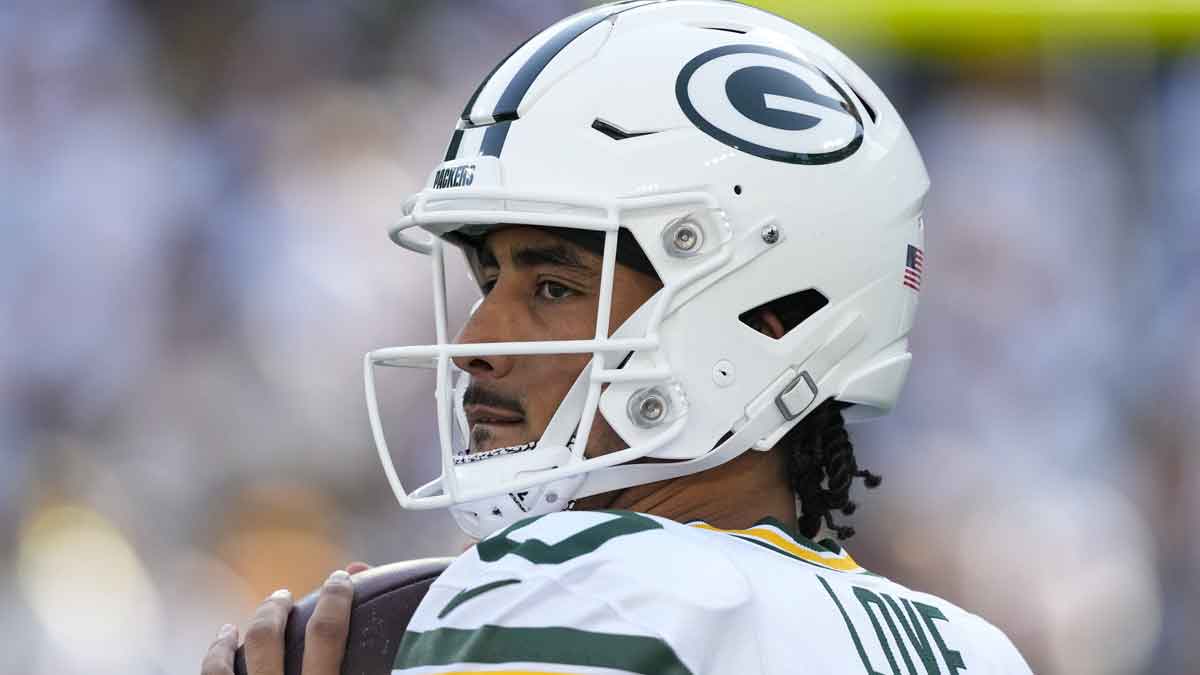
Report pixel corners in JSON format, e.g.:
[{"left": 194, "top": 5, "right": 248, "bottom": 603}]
[
  {"left": 242, "top": 589, "right": 293, "bottom": 675},
  {"left": 201, "top": 623, "right": 239, "bottom": 675},
  {"left": 205, "top": 569, "right": 356, "bottom": 675},
  {"left": 300, "top": 570, "right": 354, "bottom": 675}
]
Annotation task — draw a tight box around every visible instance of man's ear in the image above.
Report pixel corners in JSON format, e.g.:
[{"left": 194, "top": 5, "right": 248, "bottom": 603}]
[{"left": 747, "top": 309, "right": 787, "bottom": 340}]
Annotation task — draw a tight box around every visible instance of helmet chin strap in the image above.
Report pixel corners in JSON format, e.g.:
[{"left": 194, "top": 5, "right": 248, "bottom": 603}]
[{"left": 449, "top": 459, "right": 588, "bottom": 539}]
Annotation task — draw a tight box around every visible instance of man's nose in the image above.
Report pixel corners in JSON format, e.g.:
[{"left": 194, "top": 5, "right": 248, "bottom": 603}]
[{"left": 451, "top": 296, "right": 516, "bottom": 379}]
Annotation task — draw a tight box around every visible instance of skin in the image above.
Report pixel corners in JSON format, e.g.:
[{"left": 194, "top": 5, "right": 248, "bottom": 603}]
[{"left": 204, "top": 226, "right": 796, "bottom": 675}]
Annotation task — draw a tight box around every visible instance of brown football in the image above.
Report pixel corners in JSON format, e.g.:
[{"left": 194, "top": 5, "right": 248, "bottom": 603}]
[{"left": 233, "top": 557, "right": 452, "bottom": 675}]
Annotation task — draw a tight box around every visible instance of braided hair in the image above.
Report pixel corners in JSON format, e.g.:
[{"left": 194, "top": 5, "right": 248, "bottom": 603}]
[{"left": 783, "top": 399, "right": 881, "bottom": 541}]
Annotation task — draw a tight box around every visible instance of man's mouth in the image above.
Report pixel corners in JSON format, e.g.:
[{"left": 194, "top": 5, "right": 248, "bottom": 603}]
[{"left": 464, "top": 405, "right": 525, "bottom": 427}]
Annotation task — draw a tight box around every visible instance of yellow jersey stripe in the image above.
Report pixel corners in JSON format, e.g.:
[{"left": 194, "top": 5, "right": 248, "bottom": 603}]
[{"left": 691, "top": 523, "right": 863, "bottom": 572}]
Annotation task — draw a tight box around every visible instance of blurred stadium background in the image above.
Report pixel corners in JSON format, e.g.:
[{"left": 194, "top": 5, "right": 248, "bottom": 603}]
[{"left": 1, "top": 1, "right": 1198, "bottom": 673}]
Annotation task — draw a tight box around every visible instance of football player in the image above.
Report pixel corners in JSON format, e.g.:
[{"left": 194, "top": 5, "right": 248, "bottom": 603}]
[{"left": 204, "top": 1, "right": 1032, "bottom": 673}]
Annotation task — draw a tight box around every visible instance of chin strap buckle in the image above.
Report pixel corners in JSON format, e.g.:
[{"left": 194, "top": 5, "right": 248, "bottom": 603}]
[
  {"left": 773, "top": 312, "right": 867, "bottom": 422},
  {"left": 775, "top": 370, "right": 818, "bottom": 420}
]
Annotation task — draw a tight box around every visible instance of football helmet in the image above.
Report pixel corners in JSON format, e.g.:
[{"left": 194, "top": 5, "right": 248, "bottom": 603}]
[{"left": 365, "top": 0, "right": 929, "bottom": 539}]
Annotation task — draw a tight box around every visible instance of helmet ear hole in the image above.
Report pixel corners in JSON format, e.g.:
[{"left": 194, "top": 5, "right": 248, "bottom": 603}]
[{"left": 738, "top": 289, "right": 828, "bottom": 340}]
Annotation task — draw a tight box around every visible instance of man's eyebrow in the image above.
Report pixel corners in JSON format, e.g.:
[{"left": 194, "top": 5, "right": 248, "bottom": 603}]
[
  {"left": 473, "top": 241, "right": 597, "bottom": 275},
  {"left": 510, "top": 244, "right": 594, "bottom": 272}
]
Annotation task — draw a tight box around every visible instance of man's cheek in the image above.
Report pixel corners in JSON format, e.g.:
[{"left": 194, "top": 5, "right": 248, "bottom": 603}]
[{"left": 582, "top": 417, "right": 627, "bottom": 459}]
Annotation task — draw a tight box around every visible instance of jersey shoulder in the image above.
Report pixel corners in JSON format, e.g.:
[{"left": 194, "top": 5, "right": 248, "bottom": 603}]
[
  {"left": 395, "top": 510, "right": 758, "bottom": 675},
  {"left": 441, "top": 509, "right": 747, "bottom": 586},
  {"left": 431, "top": 509, "right": 753, "bottom": 615}
]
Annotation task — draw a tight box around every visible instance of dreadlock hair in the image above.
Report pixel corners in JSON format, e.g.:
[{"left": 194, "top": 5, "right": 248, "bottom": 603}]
[{"left": 782, "top": 398, "right": 882, "bottom": 541}]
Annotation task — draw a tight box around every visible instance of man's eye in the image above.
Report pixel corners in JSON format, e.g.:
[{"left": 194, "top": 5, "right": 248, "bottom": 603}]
[
  {"left": 480, "top": 279, "right": 497, "bottom": 295},
  {"left": 537, "top": 281, "right": 575, "bottom": 300}
]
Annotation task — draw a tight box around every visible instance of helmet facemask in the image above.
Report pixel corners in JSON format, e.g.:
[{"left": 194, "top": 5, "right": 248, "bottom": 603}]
[{"left": 365, "top": 188, "right": 742, "bottom": 538}]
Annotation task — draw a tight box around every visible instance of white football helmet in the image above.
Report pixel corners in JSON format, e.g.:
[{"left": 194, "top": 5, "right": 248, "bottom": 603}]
[{"left": 366, "top": 0, "right": 929, "bottom": 539}]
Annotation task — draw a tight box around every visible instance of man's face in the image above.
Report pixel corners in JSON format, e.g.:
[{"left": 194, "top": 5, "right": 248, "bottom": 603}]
[{"left": 453, "top": 226, "right": 661, "bottom": 455}]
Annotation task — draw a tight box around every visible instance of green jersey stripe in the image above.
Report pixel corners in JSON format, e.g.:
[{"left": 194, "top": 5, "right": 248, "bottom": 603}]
[
  {"left": 394, "top": 625, "right": 694, "bottom": 675},
  {"left": 437, "top": 579, "right": 522, "bottom": 619},
  {"left": 477, "top": 511, "right": 663, "bottom": 565}
]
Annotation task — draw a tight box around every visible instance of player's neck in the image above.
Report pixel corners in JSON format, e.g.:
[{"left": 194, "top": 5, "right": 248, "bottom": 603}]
[{"left": 602, "top": 446, "right": 797, "bottom": 531}]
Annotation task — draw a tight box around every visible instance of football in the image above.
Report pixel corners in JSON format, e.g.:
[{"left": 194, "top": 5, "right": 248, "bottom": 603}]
[{"left": 233, "top": 557, "right": 452, "bottom": 675}]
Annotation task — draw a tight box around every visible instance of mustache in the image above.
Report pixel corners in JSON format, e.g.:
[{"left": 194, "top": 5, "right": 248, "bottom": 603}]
[{"left": 462, "top": 384, "right": 525, "bottom": 417}]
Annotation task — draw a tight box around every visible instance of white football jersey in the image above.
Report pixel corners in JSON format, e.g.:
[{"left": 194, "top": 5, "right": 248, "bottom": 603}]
[{"left": 393, "top": 510, "right": 1031, "bottom": 674}]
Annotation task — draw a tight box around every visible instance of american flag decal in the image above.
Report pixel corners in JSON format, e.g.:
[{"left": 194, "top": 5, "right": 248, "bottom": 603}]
[{"left": 903, "top": 245, "right": 923, "bottom": 291}]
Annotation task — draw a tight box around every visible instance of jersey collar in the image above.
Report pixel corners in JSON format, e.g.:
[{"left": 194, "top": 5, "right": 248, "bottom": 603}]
[{"left": 688, "top": 516, "right": 866, "bottom": 574}]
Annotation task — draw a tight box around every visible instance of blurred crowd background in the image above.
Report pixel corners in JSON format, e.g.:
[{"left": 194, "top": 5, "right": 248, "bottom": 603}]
[{"left": 1, "top": 1, "right": 1197, "bottom": 673}]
